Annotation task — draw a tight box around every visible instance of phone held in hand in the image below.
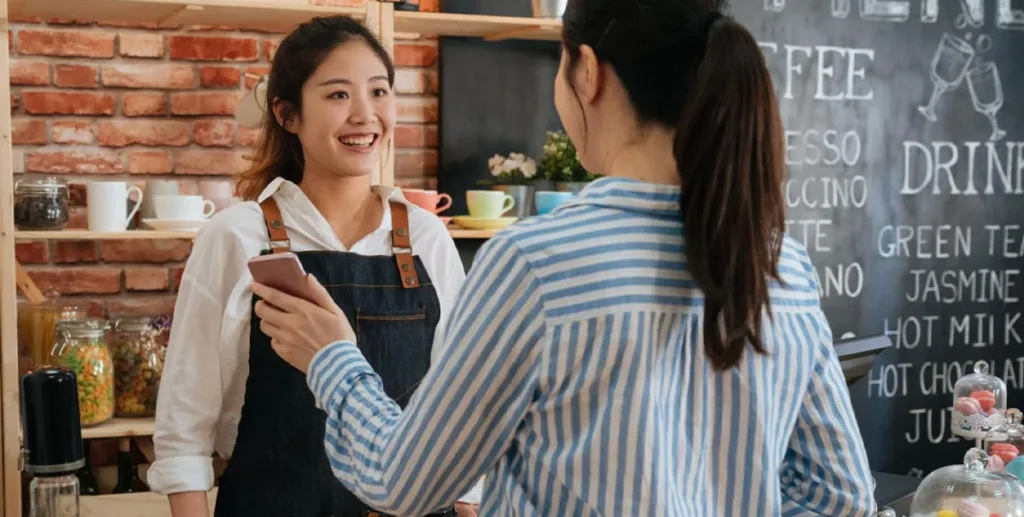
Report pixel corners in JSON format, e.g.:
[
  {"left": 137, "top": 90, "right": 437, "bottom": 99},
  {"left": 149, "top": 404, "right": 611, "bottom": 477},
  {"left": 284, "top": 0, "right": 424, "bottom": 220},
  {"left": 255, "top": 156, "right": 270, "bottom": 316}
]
[{"left": 247, "top": 252, "right": 316, "bottom": 302}]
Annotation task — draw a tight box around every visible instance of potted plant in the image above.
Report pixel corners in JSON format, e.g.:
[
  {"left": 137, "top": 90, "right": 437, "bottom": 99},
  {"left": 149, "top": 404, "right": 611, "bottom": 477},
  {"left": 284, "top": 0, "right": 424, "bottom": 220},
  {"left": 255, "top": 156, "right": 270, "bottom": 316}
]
[
  {"left": 539, "top": 130, "right": 600, "bottom": 194},
  {"left": 483, "top": 152, "right": 537, "bottom": 218}
]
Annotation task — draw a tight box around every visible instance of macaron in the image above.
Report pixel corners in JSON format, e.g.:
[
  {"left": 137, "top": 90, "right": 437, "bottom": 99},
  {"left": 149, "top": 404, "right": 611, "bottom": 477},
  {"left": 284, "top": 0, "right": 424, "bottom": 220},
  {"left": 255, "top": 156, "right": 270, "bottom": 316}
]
[
  {"left": 957, "top": 498, "right": 991, "bottom": 517},
  {"left": 971, "top": 390, "right": 997, "bottom": 411},
  {"left": 991, "top": 443, "right": 1019, "bottom": 464},
  {"left": 956, "top": 396, "right": 983, "bottom": 415},
  {"left": 988, "top": 454, "right": 1006, "bottom": 471}
]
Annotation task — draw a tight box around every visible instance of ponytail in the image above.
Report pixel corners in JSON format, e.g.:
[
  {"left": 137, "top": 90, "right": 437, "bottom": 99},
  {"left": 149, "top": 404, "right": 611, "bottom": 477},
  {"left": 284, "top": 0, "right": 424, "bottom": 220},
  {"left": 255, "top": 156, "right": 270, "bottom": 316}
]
[{"left": 674, "top": 15, "right": 786, "bottom": 371}]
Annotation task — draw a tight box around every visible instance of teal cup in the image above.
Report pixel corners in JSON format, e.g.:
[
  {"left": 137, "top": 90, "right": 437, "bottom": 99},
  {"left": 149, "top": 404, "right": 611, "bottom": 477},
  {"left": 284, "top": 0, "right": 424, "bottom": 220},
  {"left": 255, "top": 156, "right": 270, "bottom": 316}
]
[{"left": 535, "top": 191, "right": 573, "bottom": 215}]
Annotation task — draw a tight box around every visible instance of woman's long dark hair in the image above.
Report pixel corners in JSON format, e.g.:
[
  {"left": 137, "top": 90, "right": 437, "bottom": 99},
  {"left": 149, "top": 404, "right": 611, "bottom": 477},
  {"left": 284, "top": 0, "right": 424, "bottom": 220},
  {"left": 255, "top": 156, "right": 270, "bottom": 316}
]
[
  {"left": 562, "top": 0, "right": 785, "bottom": 370},
  {"left": 236, "top": 16, "right": 395, "bottom": 201}
]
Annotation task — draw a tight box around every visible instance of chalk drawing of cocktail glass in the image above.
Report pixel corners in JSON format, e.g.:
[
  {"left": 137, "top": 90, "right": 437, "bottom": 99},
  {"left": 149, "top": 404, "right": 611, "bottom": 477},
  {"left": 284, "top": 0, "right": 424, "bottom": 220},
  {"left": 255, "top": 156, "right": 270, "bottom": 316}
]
[
  {"left": 918, "top": 33, "right": 976, "bottom": 122},
  {"left": 967, "top": 61, "right": 1007, "bottom": 142}
]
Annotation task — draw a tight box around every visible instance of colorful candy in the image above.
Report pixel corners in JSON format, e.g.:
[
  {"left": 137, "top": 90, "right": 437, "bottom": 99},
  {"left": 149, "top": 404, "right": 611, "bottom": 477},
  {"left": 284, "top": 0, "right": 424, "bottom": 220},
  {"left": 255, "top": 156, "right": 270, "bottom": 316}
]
[
  {"left": 53, "top": 341, "right": 114, "bottom": 427},
  {"left": 112, "top": 337, "right": 164, "bottom": 417},
  {"left": 956, "top": 396, "right": 982, "bottom": 415},
  {"left": 971, "top": 390, "right": 997, "bottom": 411}
]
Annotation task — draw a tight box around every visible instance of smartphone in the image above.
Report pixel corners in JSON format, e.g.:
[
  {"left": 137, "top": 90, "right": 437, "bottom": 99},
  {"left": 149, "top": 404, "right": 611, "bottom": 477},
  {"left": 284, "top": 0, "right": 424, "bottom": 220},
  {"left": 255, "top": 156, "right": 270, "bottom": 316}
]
[{"left": 247, "top": 252, "right": 315, "bottom": 302}]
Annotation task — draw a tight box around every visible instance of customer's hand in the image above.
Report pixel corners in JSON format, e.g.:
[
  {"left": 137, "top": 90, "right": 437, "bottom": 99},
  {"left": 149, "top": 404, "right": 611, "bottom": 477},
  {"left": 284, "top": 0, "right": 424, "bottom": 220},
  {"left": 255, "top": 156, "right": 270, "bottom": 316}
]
[
  {"left": 252, "top": 274, "right": 355, "bottom": 373},
  {"left": 455, "top": 502, "right": 479, "bottom": 517}
]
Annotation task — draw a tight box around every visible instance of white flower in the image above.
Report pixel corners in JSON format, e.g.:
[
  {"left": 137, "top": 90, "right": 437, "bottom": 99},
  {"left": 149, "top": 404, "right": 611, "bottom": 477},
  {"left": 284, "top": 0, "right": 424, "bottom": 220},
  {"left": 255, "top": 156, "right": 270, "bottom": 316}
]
[
  {"left": 521, "top": 158, "right": 537, "bottom": 178},
  {"left": 502, "top": 158, "right": 519, "bottom": 172},
  {"left": 509, "top": 152, "right": 526, "bottom": 163},
  {"left": 488, "top": 154, "right": 504, "bottom": 169}
]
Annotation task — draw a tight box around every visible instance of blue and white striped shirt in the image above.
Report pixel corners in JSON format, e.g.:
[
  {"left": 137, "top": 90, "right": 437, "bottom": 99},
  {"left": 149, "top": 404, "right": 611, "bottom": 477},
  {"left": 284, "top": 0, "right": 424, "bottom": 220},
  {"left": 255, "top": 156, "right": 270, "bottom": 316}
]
[{"left": 307, "top": 177, "right": 876, "bottom": 516}]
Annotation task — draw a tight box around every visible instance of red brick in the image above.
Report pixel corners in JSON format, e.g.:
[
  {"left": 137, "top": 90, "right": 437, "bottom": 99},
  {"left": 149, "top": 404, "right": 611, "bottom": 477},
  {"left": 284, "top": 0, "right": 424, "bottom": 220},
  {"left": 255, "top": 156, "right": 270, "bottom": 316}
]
[
  {"left": 394, "top": 124, "right": 437, "bottom": 148},
  {"left": 199, "top": 66, "right": 240, "bottom": 88},
  {"left": 119, "top": 32, "right": 164, "bottom": 58},
  {"left": 122, "top": 92, "right": 167, "bottom": 117},
  {"left": 168, "top": 35, "right": 258, "bottom": 61},
  {"left": 22, "top": 91, "right": 115, "bottom": 115},
  {"left": 170, "top": 92, "right": 237, "bottom": 116},
  {"left": 192, "top": 120, "right": 235, "bottom": 147},
  {"left": 44, "top": 19, "right": 93, "bottom": 26},
  {"left": 11, "top": 94, "right": 18, "bottom": 113},
  {"left": 53, "top": 241, "right": 98, "bottom": 264},
  {"left": 263, "top": 39, "right": 280, "bottom": 61},
  {"left": 101, "top": 64, "right": 194, "bottom": 89},
  {"left": 68, "top": 183, "right": 86, "bottom": 206},
  {"left": 107, "top": 296, "right": 176, "bottom": 317},
  {"left": 15, "top": 242, "right": 49, "bottom": 265},
  {"left": 53, "top": 64, "right": 97, "bottom": 88},
  {"left": 97, "top": 20, "right": 164, "bottom": 30},
  {"left": 395, "top": 176, "right": 436, "bottom": 190},
  {"left": 27, "top": 268, "right": 122, "bottom": 295},
  {"left": 393, "top": 43, "right": 437, "bottom": 67},
  {"left": 100, "top": 239, "right": 191, "bottom": 263},
  {"left": 11, "top": 61, "right": 50, "bottom": 86},
  {"left": 17, "top": 30, "right": 115, "bottom": 58},
  {"left": 12, "top": 119, "right": 47, "bottom": 145},
  {"left": 26, "top": 150, "right": 123, "bottom": 174},
  {"left": 175, "top": 150, "right": 247, "bottom": 175},
  {"left": 10, "top": 16, "right": 43, "bottom": 24},
  {"left": 51, "top": 120, "right": 94, "bottom": 144},
  {"left": 238, "top": 127, "right": 261, "bottom": 147},
  {"left": 125, "top": 267, "right": 170, "bottom": 291},
  {"left": 97, "top": 120, "right": 190, "bottom": 147},
  {"left": 395, "top": 149, "right": 438, "bottom": 178},
  {"left": 171, "top": 266, "right": 185, "bottom": 291},
  {"left": 394, "top": 69, "right": 435, "bottom": 95},
  {"left": 66, "top": 210, "right": 88, "bottom": 229},
  {"left": 397, "top": 97, "right": 437, "bottom": 123},
  {"left": 243, "top": 66, "right": 270, "bottom": 90},
  {"left": 128, "top": 151, "right": 173, "bottom": 174}
]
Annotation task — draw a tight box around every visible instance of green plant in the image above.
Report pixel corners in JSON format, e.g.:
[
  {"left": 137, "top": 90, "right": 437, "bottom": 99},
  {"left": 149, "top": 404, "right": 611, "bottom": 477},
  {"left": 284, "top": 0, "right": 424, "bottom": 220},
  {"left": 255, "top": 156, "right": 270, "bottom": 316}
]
[
  {"left": 480, "top": 152, "right": 537, "bottom": 186},
  {"left": 539, "top": 130, "right": 600, "bottom": 182}
]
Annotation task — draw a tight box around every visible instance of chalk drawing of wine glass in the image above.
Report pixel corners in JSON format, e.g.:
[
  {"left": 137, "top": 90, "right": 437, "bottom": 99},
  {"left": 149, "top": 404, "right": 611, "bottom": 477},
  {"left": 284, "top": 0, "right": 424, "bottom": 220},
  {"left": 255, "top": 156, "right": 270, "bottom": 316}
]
[
  {"left": 967, "top": 61, "right": 1007, "bottom": 142},
  {"left": 956, "top": 0, "right": 984, "bottom": 29},
  {"left": 918, "top": 33, "right": 976, "bottom": 122}
]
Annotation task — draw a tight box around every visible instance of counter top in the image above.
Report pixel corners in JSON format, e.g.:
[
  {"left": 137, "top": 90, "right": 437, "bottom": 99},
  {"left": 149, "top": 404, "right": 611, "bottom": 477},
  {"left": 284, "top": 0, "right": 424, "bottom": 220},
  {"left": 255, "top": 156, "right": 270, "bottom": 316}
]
[{"left": 81, "top": 490, "right": 216, "bottom": 516}]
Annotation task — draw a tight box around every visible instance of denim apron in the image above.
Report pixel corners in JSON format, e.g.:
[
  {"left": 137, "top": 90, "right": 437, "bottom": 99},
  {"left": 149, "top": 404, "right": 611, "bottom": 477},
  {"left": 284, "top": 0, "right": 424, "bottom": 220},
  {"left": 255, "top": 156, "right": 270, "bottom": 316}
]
[{"left": 214, "top": 197, "right": 454, "bottom": 517}]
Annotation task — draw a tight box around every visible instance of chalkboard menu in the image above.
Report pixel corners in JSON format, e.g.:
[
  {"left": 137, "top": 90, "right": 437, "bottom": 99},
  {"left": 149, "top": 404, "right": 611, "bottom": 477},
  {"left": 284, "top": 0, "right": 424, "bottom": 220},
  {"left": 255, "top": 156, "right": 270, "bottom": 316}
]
[{"left": 439, "top": 0, "right": 1024, "bottom": 476}]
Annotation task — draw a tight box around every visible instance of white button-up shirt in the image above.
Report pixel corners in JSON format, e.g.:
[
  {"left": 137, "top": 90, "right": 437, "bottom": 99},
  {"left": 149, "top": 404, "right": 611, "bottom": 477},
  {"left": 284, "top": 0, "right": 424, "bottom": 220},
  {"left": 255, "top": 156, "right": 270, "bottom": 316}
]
[{"left": 148, "top": 177, "right": 482, "bottom": 504}]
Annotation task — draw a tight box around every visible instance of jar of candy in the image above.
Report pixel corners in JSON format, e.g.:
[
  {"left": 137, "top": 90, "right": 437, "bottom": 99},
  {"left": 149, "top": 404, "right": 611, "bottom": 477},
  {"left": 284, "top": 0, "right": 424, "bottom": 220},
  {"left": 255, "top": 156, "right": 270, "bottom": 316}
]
[
  {"left": 910, "top": 448, "right": 1024, "bottom": 517},
  {"left": 985, "top": 408, "right": 1024, "bottom": 476},
  {"left": 13, "top": 177, "right": 70, "bottom": 231},
  {"left": 953, "top": 360, "right": 1007, "bottom": 440},
  {"left": 51, "top": 319, "right": 114, "bottom": 427},
  {"left": 111, "top": 316, "right": 165, "bottom": 417}
]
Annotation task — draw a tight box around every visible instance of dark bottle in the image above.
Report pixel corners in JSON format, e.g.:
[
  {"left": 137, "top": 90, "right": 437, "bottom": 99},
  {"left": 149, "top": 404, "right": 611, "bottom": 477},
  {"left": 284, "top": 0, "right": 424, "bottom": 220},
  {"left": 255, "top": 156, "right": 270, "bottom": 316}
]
[
  {"left": 75, "top": 442, "right": 101, "bottom": 496},
  {"left": 112, "top": 440, "right": 149, "bottom": 494},
  {"left": 394, "top": 0, "right": 420, "bottom": 11}
]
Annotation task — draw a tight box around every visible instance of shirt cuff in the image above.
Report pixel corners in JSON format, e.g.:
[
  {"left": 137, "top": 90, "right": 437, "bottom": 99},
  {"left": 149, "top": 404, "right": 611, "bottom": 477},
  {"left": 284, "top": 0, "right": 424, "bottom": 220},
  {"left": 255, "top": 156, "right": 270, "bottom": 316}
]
[
  {"left": 146, "top": 455, "right": 215, "bottom": 494},
  {"left": 306, "top": 340, "right": 377, "bottom": 412},
  {"left": 456, "top": 477, "right": 485, "bottom": 505}
]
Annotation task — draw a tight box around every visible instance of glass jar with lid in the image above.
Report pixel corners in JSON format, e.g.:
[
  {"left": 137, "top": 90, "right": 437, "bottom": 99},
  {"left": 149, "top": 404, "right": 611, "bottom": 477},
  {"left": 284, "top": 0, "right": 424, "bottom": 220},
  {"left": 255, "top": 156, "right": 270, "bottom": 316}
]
[
  {"left": 14, "top": 177, "right": 70, "bottom": 231},
  {"left": 985, "top": 408, "right": 1024, "bottom": 477},
  {"left": 51, "top": 319, "right": 114, "bottom": 427},
  {"left": 17, "top": 301, "right": 88, "bottom": 373},
  {"left": 953, "top": 360, "right": 1007, "bottom": 440},
  {"left": 910, "top": 448, "right": 1024, "bottom": 517},
  {"left": 111, "top": 316, "right": 166, "bottom": 417}
]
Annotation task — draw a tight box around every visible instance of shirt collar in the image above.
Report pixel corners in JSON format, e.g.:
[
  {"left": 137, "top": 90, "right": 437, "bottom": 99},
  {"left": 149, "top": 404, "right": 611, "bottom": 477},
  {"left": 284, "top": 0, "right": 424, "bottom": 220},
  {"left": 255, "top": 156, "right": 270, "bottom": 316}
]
[{"left": 560, "top": 176, "right": 682, "bottom": 218}]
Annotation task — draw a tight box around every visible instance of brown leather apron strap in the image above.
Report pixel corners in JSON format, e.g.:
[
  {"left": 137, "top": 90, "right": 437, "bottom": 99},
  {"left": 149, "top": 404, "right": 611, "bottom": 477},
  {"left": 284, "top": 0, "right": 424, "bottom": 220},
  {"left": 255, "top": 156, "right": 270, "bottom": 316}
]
[
  {"left": 389, "top": 200, "right": 420, "bottom": 289},
  {"left": 259, "top": 197, "right": 291, "bottom": 254}
]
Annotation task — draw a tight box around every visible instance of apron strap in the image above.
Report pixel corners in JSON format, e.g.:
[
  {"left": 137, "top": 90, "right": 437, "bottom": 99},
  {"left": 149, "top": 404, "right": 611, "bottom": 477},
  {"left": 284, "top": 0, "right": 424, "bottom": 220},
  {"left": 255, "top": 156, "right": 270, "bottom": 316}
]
[
  {"left": 259, "top": 197, "right": 291, "bottom": 254},
  {"left": 389, "top": 200, "right": 421, "bottom": 289}
]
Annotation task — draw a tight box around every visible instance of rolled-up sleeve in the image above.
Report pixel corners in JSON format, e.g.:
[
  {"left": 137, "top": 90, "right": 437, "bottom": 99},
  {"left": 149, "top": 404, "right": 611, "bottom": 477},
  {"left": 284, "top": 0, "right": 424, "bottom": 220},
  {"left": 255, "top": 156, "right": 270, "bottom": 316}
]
[{"left": 307, "top": 235, "right": 546, "bottom": 516}]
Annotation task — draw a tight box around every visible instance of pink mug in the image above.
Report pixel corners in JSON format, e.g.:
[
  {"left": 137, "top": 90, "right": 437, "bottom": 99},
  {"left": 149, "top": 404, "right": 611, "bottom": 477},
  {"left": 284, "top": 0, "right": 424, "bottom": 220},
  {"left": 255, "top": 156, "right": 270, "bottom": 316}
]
[{"left": 402, "top": 189, "right": 452, "bottom": 215}]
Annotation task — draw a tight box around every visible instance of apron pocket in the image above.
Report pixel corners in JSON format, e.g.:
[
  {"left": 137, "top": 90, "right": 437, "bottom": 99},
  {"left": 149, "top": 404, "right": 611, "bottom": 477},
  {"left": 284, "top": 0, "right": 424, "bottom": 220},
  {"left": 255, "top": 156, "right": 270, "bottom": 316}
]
[{"left": 355, "top": 308, "right": 430, "bottom": 408}]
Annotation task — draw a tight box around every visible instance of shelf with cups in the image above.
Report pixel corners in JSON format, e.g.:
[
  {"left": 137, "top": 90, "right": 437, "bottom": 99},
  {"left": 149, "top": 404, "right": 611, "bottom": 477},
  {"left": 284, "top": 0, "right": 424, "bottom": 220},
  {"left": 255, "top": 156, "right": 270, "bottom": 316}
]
[{"left": 393, "top": 10, "right": 562, "bottom": 41}]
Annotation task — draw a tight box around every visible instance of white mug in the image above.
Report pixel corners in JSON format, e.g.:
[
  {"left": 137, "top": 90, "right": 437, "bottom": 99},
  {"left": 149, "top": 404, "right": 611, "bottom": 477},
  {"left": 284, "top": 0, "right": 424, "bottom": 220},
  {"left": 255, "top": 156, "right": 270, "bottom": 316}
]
[
  {"left": 154, "top": 195, "right": 216, "bottom": 221},
  {"left": 140, "top": 180, "right": 179, "bottom": 220},
  {"left": 88, "top": 181, "right": 143, "bottom": 232}
]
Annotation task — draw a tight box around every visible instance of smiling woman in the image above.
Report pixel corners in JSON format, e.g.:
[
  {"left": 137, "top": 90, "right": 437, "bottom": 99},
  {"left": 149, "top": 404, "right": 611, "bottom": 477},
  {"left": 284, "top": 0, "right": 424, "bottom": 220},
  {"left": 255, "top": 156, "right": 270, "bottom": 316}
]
[{"left": 146, "top": 15, "right": 481, "bottom": 517}]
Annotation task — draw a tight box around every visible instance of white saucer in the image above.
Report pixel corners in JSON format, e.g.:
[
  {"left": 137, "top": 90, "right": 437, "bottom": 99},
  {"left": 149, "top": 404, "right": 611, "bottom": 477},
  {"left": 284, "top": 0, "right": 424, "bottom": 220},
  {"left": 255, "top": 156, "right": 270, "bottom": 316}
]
[
  {"left": 451, "top": 216, "right": 518, "bottom": 230},
  {"left": 143, "top": 219, "right": 210, "bottom": 231}
]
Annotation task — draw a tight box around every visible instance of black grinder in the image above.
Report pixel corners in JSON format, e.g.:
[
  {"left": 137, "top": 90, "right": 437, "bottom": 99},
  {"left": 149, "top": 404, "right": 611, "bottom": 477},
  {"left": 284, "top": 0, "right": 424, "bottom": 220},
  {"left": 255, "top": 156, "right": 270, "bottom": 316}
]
[{"left": 21, "top": 367, "right": 84, "bottom": 476}]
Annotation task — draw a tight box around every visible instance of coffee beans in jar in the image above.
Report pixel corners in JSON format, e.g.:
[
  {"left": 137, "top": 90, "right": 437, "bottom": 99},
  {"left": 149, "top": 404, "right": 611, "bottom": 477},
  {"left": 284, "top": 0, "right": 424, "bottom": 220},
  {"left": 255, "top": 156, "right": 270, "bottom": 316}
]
[
  {"left": 51, "top": 319, "right": 114, "bottom": 427},
  {"left": 112, "top": 317, "right": 165, "bottom": 418},
  {"left": 14, "top": 178, "right": 70, "bottom": 231}
]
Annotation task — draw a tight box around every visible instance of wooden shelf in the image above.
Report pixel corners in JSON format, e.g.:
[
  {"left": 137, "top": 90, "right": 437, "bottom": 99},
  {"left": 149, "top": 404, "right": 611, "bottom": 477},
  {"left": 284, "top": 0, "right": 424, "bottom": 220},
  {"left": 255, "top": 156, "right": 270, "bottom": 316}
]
[
  {"left": 15, "top": 230, "right": 197, "bottom": 240},
  {"left": 9, "top": 0, "right": 364, "bottom": 32},
  {"left": 81, "top": 489, "right": 217, "bottom": 517},
  {"left": 82, "top": 417, "right": 156, "bottom": 440},
  {"left": 395, "top": 11, "right": 562, "bottom": 41}
]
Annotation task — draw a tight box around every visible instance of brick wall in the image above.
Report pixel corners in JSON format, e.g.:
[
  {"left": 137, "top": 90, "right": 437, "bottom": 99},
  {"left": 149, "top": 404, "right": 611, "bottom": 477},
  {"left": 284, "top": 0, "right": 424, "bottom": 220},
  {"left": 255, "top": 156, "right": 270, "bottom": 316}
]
[{"left": 10, "top": 6, "right": 440, "bottom": 316}]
